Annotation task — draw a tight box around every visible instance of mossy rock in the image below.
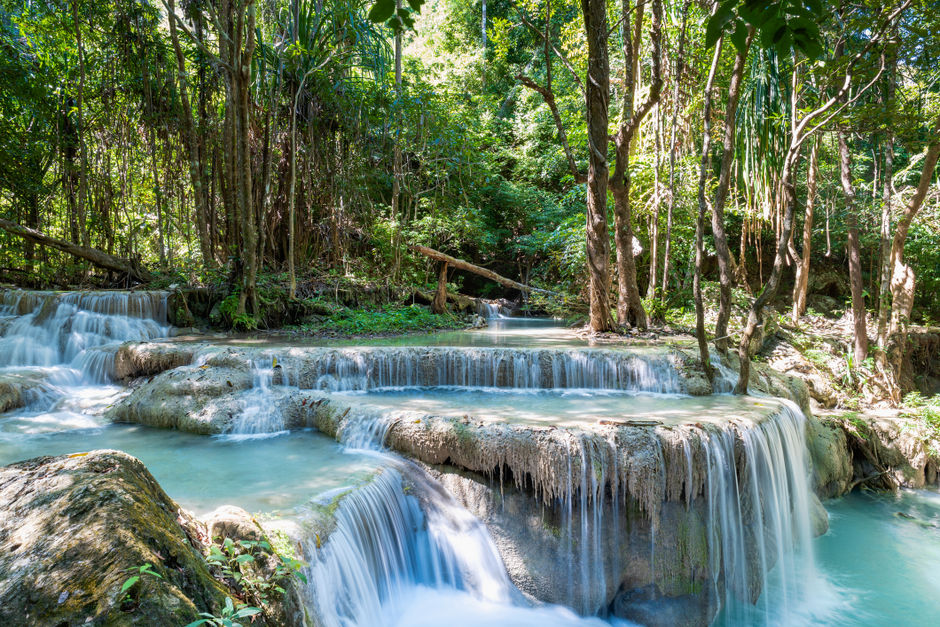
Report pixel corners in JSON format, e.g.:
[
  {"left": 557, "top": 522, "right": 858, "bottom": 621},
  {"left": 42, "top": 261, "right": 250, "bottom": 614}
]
[{"left": 0, "top": 450, "right": 229, "bottom": 626}]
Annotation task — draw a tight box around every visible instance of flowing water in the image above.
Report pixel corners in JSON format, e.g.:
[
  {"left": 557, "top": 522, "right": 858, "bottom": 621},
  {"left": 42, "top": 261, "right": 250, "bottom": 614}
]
[{"left": 0, "top": 289, "right": 937, "bottom": 626}]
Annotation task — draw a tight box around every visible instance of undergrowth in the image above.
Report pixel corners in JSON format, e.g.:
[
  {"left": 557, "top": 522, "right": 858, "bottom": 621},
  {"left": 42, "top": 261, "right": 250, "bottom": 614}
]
[{"left": 294, "top": 304, "right": 463, "bottom": 336}]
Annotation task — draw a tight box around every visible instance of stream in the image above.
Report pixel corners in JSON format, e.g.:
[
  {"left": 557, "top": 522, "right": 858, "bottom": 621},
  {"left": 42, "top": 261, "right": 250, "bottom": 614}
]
[{"left": 1, "top": 289, "right": 938, "bottom": 626}]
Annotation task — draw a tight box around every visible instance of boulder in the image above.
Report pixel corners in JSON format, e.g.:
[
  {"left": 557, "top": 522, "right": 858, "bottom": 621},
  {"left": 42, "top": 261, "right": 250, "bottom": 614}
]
[
  {"left": 112, "top": 342, "right": 198, "bottom": 381},
  {"left": 0, "top": 450, "right": 228, "bottom": 626},
  {"left": 806, "top": 418, "right": 854, "bottom": 498}
]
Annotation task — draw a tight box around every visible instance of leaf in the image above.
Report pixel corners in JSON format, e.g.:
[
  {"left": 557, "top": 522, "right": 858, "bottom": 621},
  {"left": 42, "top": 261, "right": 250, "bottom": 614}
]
[
  {"left": 183, "top": 621, "right": 210, "bottom": 627},
  {"left": 729, "top": 19, "right": 749, "bottom": 53},
  {"left": 704, "top": 0, "right": 737, "bottom": 49},
  {"left": 235, "top": 554, "right": 255, "bottom": 564},
  {"left": 120, "top": 576, "right": 139, "bottom": 594},
  {"left": 233, "top": 608, "right": 262, "bottom": 618},
  {"left": 758, "top": 16, "right": 787, "bottom": 49},
  {"left": 368, "top": 0, "right": 396, "bottom": 23},
  {"left": 406, "top": 0, "right": 425, "bottom": 11}
]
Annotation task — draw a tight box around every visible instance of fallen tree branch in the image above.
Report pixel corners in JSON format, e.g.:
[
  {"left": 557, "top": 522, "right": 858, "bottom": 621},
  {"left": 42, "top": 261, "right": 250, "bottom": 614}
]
[
  {"left": 410, "top": 244, "right": 555, "bottom": 296},
  {"left": 0, "top": 217, "right": 154, "bottom": 283}
]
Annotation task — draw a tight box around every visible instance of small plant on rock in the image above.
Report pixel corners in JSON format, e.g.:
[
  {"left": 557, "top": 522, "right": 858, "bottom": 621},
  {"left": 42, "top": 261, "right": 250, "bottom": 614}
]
[{"left": 184, "top": 596, "right": 260, "bottom": 627}]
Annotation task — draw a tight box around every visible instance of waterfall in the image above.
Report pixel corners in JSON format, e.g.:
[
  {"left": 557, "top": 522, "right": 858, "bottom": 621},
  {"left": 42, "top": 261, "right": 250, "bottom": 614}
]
[
  {"left": 221, "top": 357, "right": 289, "bottom": 438},
  {"left": 705, "top": 401, "right": 822, "bottom": 625},
  {"left": 0, "top": 290, "right": 170, "bottom": 384},
  {"left": 302, "top": 461, "right": 519, "bottom": 627},
  {"left": 298, "top": 347, "right": 683, "bottom": 394},
  {"left": 476, "top": 300, "right": 509, "bottom": 319}
]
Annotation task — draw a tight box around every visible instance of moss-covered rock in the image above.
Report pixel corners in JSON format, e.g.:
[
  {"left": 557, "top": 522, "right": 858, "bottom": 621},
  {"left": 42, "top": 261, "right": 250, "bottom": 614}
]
[{"left": 0, "top": 450, "right": 228, "bottom": 626}]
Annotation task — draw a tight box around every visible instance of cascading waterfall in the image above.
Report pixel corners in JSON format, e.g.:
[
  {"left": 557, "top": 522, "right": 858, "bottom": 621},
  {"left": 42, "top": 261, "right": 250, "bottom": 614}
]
[
  {"left": 301, "top": 461, "right": 520, "bottom": 627},
  {"left": 0, "top": 289, "right": 170, "bottom": 384},
  {"left": 299, "top": 347, "right": 683, "bottom": 394},
  {"left": 221, "top": 357, "right": 289, "bottom": 438},
  {"left": 705, "top": 401, "right": 822, "bottom": 625}
]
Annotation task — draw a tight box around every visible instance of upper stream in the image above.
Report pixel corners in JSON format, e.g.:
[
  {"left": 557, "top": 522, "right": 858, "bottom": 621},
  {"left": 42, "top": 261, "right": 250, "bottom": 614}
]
[{"left": 0, "top": 289, "right": 937, "bottom": 626}]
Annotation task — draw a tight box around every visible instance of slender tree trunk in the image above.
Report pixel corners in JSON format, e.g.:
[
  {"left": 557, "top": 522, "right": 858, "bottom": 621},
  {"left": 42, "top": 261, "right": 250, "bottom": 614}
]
[
  {"left": 661, "top": 3, "right": 689, "bottom": 300},
  {"left": 611, "top": 0, "right": 662, "bottom": 329},
  {"left": 647, "top": 107, "right": 661, "bottom": 299},
  {"left": 694, "top": 42, "right": 723, "bottom": 384},
  {"left": 431, "top": 262, "right": 448, "bottom": 313},
  {"left": 391, "top": 2, "right": 404, "bottom": 281},
  {"left": 791, "top": 137, "right": 818, "bottom": 321},
  {"left": 581, "top": 0, "right": 613, "bottom": 332},
  {"left": 887, "top": 111, "right": 940, "bottom": 344},
  {"left": 876, "top": 46, "right": 897, "bottom": 348},
  {"left": 839, "top": 129, "right": 869, "bottom": 362},
  {"left": 167, "top": 0, "right": 213, "bottom": 267},
  {"left": 72, "top": 0, "right": 90, "bottom": 248},
  {"left": 712, "top": 31, "right": 753, "bottom": 351}
]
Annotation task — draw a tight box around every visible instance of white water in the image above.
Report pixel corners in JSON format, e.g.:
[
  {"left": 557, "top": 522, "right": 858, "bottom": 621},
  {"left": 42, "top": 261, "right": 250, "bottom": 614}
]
[
  {"left": 0, "top": 289, "right": 170, "bottom": 385},
  {"left": 303, "top": 346, "right": 683, "bottom": 393},
  {"left": 220, "top": 358, "right": 290, "bottom": 439}
]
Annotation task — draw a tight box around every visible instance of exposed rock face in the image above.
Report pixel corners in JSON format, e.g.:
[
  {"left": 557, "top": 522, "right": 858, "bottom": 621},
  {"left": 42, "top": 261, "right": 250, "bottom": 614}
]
[
  {"left": 112, "top": 341, "right": 197, "bottom": 381},
  {"left": 106, "top": 357, "right": 252, "bottom": 433},
  {"left": 106, "top": 355, "right": 320, "bottom": 434},
  {"left": 0, "top": 450, "right": 228, "bottom": 626},
  {"left": 806, "top": 411, "right": 940, "bottom": 496},
  {"left": 806, "top": 418, "right": 854, "bottom": 498}
]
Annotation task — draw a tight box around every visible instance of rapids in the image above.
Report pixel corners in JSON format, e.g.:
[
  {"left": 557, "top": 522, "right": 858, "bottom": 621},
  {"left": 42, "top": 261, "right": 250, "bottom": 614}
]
[{"left": 0, "top": 288, "right": 937, "bottom": 626}]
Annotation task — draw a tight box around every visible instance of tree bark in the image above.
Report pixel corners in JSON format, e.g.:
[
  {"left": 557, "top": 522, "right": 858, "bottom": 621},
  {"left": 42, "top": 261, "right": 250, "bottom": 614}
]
[
  {"left": 0, "top": 218, "right": 153, "bottom": 282},
  {"left": 580, "top": 0, "right": 614, "bottom": 332},
  {"left": 661, "top": 1, "right": 689, "bottom": 299},
  {"left": 694, "top": 42, "right": 723, "bottom": 385},
  {"left": 431, "top": 262, "right": 448, "bottom": 314},
  {"left": 712, "top": 31, "right": 753, "bottom": 351},
  {"left": 887, "top": 111, "right": 940, "bottom": 340},
  {"left": 611, "top": 0, "right": 663, "bottom": 329},
  {"left": 839, "top": 129, "right": 869, "bottom": 362},
  {"left": 411, "top": 245, "right": 554, "bottom": 295},
  {"left": 790, "top": 137, "right": 818, "bottom": 321}
]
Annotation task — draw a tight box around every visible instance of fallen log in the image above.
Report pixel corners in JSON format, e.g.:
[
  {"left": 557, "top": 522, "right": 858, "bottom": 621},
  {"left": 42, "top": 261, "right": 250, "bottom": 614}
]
[
  {"left": 411, "top": 244, "right": 555, "bottom": 295},
  {"left": 0, "top": 218, "right": 154, "bottom": 283}
]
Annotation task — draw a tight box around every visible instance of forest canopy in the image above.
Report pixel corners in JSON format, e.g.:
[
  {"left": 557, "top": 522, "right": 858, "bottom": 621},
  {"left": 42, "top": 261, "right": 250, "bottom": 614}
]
[{"left": 1, "top": 0, "right": 938, "bottom": 393}]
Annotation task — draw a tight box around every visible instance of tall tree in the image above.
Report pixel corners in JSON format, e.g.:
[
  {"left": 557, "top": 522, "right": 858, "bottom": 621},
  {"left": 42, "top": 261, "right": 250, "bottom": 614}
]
[
  {"left": 581, "top": 0, "right": 614, "bottom": 332},
  {"left": 610, "top": 0, "right": 663, "bottom": 329}
]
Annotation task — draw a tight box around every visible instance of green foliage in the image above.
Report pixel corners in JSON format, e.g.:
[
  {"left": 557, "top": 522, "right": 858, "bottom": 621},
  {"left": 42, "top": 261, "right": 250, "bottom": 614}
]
[
  {"left": 118, "top": 562, "right": 164, "bottom": 608},
  {"left": 707, "top": 0, "right": 824, "bottom": 58},
  {"left": 184, "top": 597, "right": 261, "bottom": 627},
  {"left": 299, "top": 304, "right": 460, "bottom": 336},
  {"left": 206, "top": 536, "right": 308, "bottom": 611}
]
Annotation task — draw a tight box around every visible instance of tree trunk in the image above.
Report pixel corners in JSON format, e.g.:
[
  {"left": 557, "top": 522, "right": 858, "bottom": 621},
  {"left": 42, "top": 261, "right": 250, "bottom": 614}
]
[
  {"left": 791, "top": 137, "right": 818, "bottom": 321},
  {"left": 694, "top": 42, "right": 723, "bottom": 385},
  {"left": 431, "top": 262, "right": 448, "bottom": 314},
  {"left": 735, "top": 159, "right": 798, "bottom": 394},
  {"left": 411, "top": 245, "right": 554, "bottom": 295},
  {"left": 876, "top": 134, "right": 893, "bottom": 347},
  {"left": 712, "top": 31, "right": 753, "bottom": 351},
  {"left": 661, "top": 2, "right": 689, "bottom": 299},
  {"left": 647, "top": 107, "right": 661, "bottom": 299},
  {"left": 611, "top": 0, "right": 662, "bottom": 330},
  {"left": 886, "top": 112, "right": 940, "bottom": 343},
  {"left": 839, "top": 129, "right": 869, "bottom": 362},
  {"left": 167, "top": 0, "right": 213, "bottom": 268},
  {"left": 391, "top": 7, "right": 404, "bottom": 281},
  {"left": 0, "top": 218, "right": 153, "bottom": 282},
  {"left": 580, "top": 0, "right": 613, "bottom": 332}
]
